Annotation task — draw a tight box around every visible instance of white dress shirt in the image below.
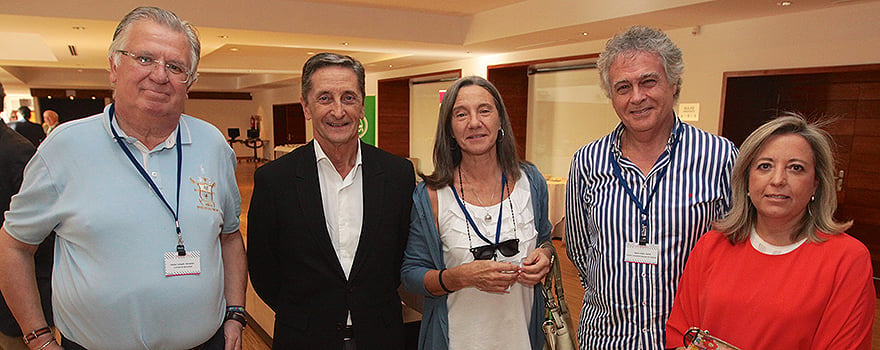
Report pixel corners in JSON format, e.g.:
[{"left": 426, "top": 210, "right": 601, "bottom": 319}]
[{"left": 314, "top": 140, "right": 364, "bottom": 280}]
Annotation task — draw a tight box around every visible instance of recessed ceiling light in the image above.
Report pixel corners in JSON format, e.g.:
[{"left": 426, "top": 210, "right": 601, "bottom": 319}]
[
  {"left": 218, "top": 35, "right": 229, "bottom": 39},
  {"left": 68, "top": 96, "right": 75, "bottom": 100},
  {"left": 91, "top": 96, "right": 96, "bottom": 100},
  {"left": 341, "top": 42, "right": 349, "bottom": 46},
  {"left": 306, "top": 51, "right": 315, "bottom": 55},
  {"left": 230, "top": 48, "right": 239, "bottom": 52},
  {"left": 388, "top": 64, "right": 393, "bottom": 68},
  {"left": 581, "top": 32, "right": 589, "bottom": 36},
  {"left": 47, "top": 96, "right": 52, "bottom": 99},
  {"left": 72, "top": 26, "right": 86, "bottom": 31},
  {"left": 778, "top": 1, "right": 792, "bottom": 6}
]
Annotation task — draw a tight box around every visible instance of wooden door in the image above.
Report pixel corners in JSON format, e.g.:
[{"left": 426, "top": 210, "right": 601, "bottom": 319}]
[
  {"left": 722, "top": 65, "right": 880, "bottom": 295},
  {"left": 378, "top": 78, "right": 410, "bottom": 157},
  {"left": 272, "top": 103, "right": 305, "bottom": 146},
  {"left": 487, "top": 65, "right": 529, "bottom": 159}
]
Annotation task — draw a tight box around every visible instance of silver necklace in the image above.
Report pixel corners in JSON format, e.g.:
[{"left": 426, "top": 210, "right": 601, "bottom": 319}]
[{"left": 461, "top": 169, "right": 497, "bottom": 222}]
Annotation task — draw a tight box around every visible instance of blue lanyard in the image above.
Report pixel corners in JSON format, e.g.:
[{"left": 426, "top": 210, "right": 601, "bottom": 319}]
[
  {"left": 611, "top": 124, "right": 680, "bottom": 245},
  {"left": 108, "top": 104, "right": 186, "bottom": 256},
  {"left": 450, "top": 172, "right": 507, "bottom": 245}
]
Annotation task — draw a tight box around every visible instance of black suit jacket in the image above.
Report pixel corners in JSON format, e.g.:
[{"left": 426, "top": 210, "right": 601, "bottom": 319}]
[
  {"left": 0, "top": 121, "right": 53, "bottom": 337},
  {"left": 248, "top": 141, "right": 415, "bottom": 349},
  {"left": 8, "top": 119, "right": 45, "bottom": 147}
]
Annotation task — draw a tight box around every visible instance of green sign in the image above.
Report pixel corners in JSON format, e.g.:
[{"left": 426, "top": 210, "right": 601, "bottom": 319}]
[{"left": 359, "top": 95, "right": 376, "bottom": 145}]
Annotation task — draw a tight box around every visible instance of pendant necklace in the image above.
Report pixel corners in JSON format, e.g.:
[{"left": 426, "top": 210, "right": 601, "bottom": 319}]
[{"left": 461, "top": 168, "right": 497, "bottom": 222}]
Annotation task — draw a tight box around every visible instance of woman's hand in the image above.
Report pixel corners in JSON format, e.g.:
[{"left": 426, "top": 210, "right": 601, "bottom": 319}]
[
  {"left": 516, "top": 247, "right": 552, "bottom": 286},
  {"left": 448, "top": 260, "right": 520, "bottom": 293}
]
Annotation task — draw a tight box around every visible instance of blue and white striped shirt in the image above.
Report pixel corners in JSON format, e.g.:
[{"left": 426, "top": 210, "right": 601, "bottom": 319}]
[{"left": 565, "top": 118, "right": 736, "bottom": 350}]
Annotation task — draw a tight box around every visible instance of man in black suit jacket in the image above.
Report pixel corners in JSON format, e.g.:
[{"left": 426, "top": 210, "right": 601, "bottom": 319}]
[
  {"left": 248, "top": 53, "right": 415, "bottom": 350},
  {"left": 8, "top": 106, "right": 45, "bottom": 147}
]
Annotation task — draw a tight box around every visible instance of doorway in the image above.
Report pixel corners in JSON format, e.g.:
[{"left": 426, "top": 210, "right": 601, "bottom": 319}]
[
  {"left": 273, "top": 103, "right": 306, "bottom": 147},
  {"left": 721, "top": 64, "right": 880, "bottom": 294}
]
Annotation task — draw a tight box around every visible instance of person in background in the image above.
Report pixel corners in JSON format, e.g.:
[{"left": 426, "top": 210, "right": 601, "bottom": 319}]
[
  {"left": 0, "top": 7, "right": 247, "bottom": 350},
  {"left": 666, "top": 113, "right": 874, "bottom": 349},
  {"left": 565, "top": 25, "right": 738, "bottom": 349},
  {"left": 0, "top": 82, "right": 54, "bottom": 350},
  {"left": 7, "top": 107, "right": 44, "bottom": 147},
  {"left": 41, "top": 110, "right": 58, "bottom": 135},
  {"left": 248, "top": 52, "right": 416, "bottom": 349},
  {"left": 401, "top": 76, "right": 554, "bottom": 350}
]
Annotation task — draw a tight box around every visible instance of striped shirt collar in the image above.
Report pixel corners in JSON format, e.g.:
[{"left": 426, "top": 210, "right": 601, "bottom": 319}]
[{"left": 609, "top": 114, "right": 683, "bottom": 159}]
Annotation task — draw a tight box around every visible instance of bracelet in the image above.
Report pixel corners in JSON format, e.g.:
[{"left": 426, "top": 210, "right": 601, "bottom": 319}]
[
  {"left": 438, "top": 269, "right": 454, "bottom": 294},
  {"left": 23, "top": 326, "right": 52, "bottom": 344},
  {"left": 38, "top": 340, "right": 56, "bottom": 350},
  {"left": 226, "top": 305, "right": 246, "bottom": 314},
  {"left": 225, "top": 310, "right": 247, "bottom": 328}
]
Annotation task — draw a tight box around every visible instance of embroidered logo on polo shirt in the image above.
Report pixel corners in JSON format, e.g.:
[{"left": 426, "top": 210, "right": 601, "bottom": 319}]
[{"left": 191, "top": 177, "right": 219, "bottom": 212}]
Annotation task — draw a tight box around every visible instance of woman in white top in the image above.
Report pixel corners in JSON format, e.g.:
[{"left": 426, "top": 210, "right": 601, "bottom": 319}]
[{"left": 401, "top": 76, "right": 554, "bottom": 350}]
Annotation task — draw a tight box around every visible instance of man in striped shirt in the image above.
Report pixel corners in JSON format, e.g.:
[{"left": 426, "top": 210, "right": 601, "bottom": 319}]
[{"left": 565, "top": 26, "right": 737, "bottom": 349}]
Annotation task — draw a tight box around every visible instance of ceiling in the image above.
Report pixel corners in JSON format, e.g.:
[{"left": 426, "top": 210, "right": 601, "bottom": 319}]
[{"left": 0, "top": 0, "right": 875, "bottom": 95}]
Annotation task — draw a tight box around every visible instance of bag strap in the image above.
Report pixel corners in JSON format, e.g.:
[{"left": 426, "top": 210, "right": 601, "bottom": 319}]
[
  {"left": 551, "top": 250, "right": 570, "bottom": 315},
  {"left": 541, "top": 247, "right": 560, "bottom": 310}
]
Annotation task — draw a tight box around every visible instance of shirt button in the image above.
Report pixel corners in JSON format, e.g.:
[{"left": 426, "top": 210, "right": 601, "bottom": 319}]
[{"left": 151, "top": 171, "right": 158, "bottom": 177}]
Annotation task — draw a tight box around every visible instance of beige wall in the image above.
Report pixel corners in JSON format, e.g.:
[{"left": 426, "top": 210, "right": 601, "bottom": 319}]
[
  {"left": 410, "top": 81, "right": 448, "bottom": 174},
  {"left": 527, "top": 69, "right": 619, "bottom": 178},
  {"left": 183, "top": 99, "right": 261, "bottom": 158},
  {"left": 369, "top": 1, "right": 880, "bottom": 136}
]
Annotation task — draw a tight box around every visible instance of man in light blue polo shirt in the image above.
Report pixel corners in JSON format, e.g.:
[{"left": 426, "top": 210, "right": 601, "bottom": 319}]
[{"left": 0, "top": 7, "right": 247, "bottom": 350}]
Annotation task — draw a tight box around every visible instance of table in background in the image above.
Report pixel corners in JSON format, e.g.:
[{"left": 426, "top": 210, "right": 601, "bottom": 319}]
[
  {"left": 547, "top": 177, "right": 567, "bottom": 239},
  {"left": 273, "top": 144, "right": 306, "bottom": 159}
]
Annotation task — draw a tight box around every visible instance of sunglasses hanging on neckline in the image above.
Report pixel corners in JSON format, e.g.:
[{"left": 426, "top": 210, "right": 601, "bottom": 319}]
[{"left": 470, "top": 238, "right": 520, "bottom": 260}]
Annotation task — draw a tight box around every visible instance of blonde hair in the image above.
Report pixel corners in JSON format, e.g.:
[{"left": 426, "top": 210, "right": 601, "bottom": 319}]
[{"left": 714, "top": 112, "right": 851, "bottom": 244}]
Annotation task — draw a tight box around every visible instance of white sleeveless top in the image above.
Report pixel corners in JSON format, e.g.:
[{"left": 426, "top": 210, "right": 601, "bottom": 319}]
[{"left": 437, "top": 170, "right": 537, "bottom": 350}]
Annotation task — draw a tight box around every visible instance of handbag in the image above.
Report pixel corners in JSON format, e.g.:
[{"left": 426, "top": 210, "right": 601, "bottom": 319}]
[
  {"left": 541, "top": 247, "right": 577, "bottom": 350},
  {"left": 683, "top": 327, "right": 742, "bottom": 350}
]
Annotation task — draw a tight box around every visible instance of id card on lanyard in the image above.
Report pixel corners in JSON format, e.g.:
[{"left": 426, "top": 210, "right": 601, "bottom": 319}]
[
  {"left": 614, "top": 124, "right": 681, "bottom": 266},
  {"left": 108, "top": 104, "right": 201, "bottom": 277}
]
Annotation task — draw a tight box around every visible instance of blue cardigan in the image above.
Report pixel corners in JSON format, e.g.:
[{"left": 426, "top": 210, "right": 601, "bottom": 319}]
[{"left": 401, "top": 163, "right": 553, "bottom": 350}]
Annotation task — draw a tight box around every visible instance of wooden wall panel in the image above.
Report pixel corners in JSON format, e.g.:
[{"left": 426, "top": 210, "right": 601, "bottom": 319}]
[
  {"left": 378, "top": 78, "right": 410, "bottom": 157},
  {"left": 487, "top": 66, "right": 529, "bottom": 160}
]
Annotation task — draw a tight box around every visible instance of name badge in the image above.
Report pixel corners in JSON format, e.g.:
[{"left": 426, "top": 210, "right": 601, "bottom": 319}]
[
  {"left": 624, "top": 242, "right": 659, "bottom": 265},
  {"left": 165, "top": 251, "right": 201, "bottom": 277}
]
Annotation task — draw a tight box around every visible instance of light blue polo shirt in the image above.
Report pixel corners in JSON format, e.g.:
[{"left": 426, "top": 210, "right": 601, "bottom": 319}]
[{"left": 3, "top": 104, "right": 241, "bottom": 349}]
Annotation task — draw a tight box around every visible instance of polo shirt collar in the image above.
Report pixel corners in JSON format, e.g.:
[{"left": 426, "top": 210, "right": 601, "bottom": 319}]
[{"left": 102, "top": 103, "right": 192, "bottom": 151}]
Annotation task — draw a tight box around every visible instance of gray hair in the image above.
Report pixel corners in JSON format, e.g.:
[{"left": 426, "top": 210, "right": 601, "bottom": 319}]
[
  {"left": 597, "top": 25, "right": 683, "bottom": 100},
  {"left": 301, "top": 52, "right": 366, "bottom": 103},
  {"left": 108, "top": 7, "right": 201, "bottom": 83},
  {"left": 714, "top": 112, "right": 851, "bottom": 244},
  {"left": 420, "top": 76, "right": 522, "bottom": 189}
]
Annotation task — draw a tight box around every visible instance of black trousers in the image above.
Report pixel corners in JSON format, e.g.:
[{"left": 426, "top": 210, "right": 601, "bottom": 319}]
[{"left": 61, "top": 326, "right": 224, "bottom": 350}]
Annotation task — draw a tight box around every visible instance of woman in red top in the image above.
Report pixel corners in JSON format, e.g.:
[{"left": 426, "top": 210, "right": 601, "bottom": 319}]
[{"left": 666, "top": 113, "right": 875, "bottom": 349}]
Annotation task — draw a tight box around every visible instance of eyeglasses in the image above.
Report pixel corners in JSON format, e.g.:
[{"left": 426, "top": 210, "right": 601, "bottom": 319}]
[
  {"left": 470, "top": 238, "right": 519, "bottom": 260},
  {"left": 116, "top": 50, "right": 195, "bottom": 84}
]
